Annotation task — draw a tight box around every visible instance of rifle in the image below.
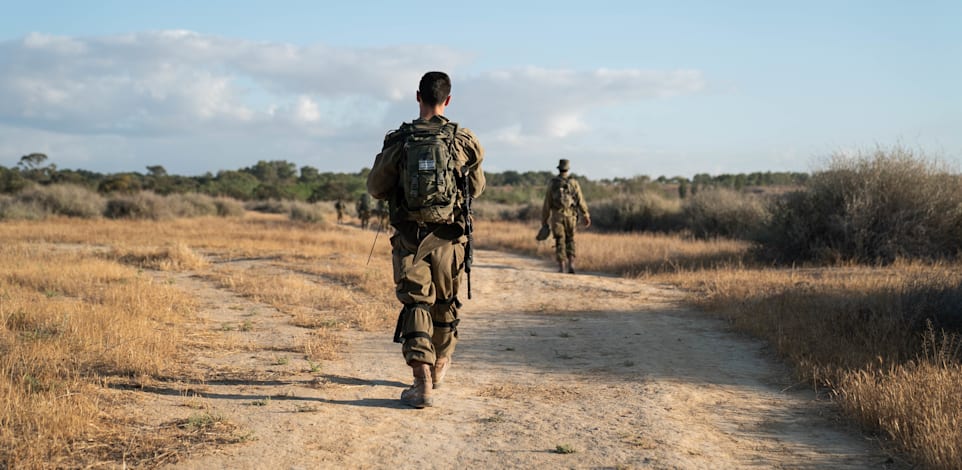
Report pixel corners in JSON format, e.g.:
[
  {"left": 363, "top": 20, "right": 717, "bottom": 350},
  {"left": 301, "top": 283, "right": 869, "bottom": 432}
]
[{"left": 460, "top": 166, "right": 474, "bottom": 299}]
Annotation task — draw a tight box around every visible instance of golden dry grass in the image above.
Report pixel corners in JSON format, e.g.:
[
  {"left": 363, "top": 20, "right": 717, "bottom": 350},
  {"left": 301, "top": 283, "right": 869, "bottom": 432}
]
[
  {"left": 478, "top": 220, "right": 962, "bottom": 469},
  {"left": 476, "top": 220, "right": 751, "bottom": 275},
  {"left": 5, "top": 214, "right": 960, "bottom": 468},
  {"left": 0, "top": 242, "right": 196, "bottom": 468},
  {"left": 0, "top": 214, "right": 400, "bottom": 468}
]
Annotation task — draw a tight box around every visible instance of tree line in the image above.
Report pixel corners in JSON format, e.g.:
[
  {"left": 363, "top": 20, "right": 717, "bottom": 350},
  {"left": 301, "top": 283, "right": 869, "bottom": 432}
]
[{"left": 1, "top": 153, "right": 808, "bottom": 204}]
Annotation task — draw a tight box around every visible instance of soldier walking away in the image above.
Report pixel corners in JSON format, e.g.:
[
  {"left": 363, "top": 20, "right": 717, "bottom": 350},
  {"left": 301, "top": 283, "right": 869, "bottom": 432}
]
[
  {"left": 334, "top": 199, "right": 345, "bottom": 224},
  {"left": 541, "top": 159, "right": 591, "bottom": 274},
  {"left": 375, "top": 199, "right": 389, "bottom": 230},
  {"left": 356, "top": 193, "right": 373, "bottom": 229},
  {"left": 367, "top": 71, "right": 485, "bottom": 408}
]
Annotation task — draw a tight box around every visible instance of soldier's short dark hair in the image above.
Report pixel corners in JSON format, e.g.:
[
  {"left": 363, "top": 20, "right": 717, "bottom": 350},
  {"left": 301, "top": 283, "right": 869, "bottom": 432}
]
[{"left": 419, "top": 71, "right": 451, "bottom": 106}]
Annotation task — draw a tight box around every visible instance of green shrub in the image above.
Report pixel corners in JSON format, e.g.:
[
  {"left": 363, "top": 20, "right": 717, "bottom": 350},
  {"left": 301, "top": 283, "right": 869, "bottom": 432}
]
[
  {"left": 761, "top": 147, "right": 962, "bottom": 263},
  {"left": 683, "top": 187, "right": 770, "bottom": 239},
  {"left": 17, "top": 184, "right": 106, "bottom": 218}
]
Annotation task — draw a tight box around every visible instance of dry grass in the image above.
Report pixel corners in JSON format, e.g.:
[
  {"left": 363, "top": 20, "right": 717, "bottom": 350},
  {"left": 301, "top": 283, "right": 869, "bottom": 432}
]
[
  {"left": 476, "top": 220, "right": 751, "bottom": 275},
  {"left": 0, "top": 213, "right": 401, "bottom": 467},
  {"left": 0, "top": 242, "right": 196, "bottom": 468},
  {"left": 477, "top": 219, "right": 961, "bottom": 468}
]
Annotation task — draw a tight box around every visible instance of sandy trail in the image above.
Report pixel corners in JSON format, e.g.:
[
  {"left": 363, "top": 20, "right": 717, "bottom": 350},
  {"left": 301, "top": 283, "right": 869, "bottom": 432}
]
[{"left": 140, "top": 248, "right": 895, "bottom": 469}]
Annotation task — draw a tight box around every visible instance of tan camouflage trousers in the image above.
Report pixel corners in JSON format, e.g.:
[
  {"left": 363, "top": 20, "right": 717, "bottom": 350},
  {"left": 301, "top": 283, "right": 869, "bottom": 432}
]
[
  {"left": 391, "top": 227, "right": 465, "bottom": 366},
  {"left": 550, "top": 211, "right": 578, "bottom": 262}
]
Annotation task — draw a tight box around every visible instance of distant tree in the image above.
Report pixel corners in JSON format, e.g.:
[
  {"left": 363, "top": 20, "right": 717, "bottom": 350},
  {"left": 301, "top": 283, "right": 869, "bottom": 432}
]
[
  {"left": 211, "top": 170, "right": 259, "bottom": 200},
  {"left": 18, "top": 153, "right": 57, "bottom": 183},
  {"left": 299, "top": 165, "right": 320, "bottom": 184},
  {"left": 734, "top": 174, "right": 746, "bottom": 191},
  {"left": 146, "top": 165, "right": 168, "bottom": 177},
  {"left": 678, "top": 179, "right": 689, "bottom": 199}
]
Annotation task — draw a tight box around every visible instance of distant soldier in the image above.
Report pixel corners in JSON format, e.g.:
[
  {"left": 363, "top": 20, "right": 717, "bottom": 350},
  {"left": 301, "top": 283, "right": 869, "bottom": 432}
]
[
  {"left": 375, "top": 199, "right": 389, "bottom": 230},
  {"left": 541, "top": 159, "right": 591, "bottom": 273},
  {"left": 356, "top": 193, "right": 373, "bottom": 229},
  {"left": 334, "top": 199, "right": 346, "bottom": 224}
]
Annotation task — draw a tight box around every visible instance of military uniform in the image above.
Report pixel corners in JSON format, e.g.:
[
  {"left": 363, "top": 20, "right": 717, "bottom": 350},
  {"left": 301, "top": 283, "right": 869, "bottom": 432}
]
[
  {"left": 375, "top": 199, "right": 389, "bottom": 230},
  {"left": 334, "top": 199, "right": 345, "bottom": 224},
  {"left": 356, "top": 194, "right": 372, "bottom": 229},
  {"left": 541, "top": 159, "right": 590, "bottom": 273},
  {"left": 368, "top": 115, "right": 485, "bottom": 370}
]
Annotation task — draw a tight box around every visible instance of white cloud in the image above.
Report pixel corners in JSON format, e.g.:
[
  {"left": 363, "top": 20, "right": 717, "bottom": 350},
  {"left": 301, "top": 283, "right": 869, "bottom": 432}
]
[{"left": 0, "top": 31, "right": 707, "bottom": 176}]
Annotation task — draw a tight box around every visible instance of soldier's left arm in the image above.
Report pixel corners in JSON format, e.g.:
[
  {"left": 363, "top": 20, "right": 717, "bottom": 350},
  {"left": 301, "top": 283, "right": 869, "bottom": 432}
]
[
  {"left": 456, "top": 127, "right": 485, "bottom": 198},
  {"left": 573, "top": 179, "right": 591, "bottom": 219},
  {"left": 367, "top": 131, "right": 405, "bottom": 200}
]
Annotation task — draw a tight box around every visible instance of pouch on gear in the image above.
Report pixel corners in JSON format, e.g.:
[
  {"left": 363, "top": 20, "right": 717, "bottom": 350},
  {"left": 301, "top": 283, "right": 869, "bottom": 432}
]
[{"left": 550, "top": 177, "right": 575, "bottom": 212}]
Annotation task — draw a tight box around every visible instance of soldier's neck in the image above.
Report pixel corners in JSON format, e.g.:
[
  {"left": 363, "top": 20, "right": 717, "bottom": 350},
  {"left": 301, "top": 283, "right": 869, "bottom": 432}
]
[{"left": 419, "top": 103, "right": 446, "bottom": 120}]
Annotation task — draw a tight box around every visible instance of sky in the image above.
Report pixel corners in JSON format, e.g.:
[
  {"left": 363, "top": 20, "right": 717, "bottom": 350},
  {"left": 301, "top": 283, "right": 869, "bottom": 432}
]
[{"left": 0, "top": 1, "right": 959, "bottom": 179}]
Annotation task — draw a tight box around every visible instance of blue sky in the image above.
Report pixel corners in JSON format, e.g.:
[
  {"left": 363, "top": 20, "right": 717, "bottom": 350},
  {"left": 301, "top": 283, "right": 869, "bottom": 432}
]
[{"left": 0, "top": 1, "right": 959, "bottom": 178}]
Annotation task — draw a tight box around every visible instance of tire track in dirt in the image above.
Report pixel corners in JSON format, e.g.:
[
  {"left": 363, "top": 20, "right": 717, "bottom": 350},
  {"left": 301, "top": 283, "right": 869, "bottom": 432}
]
[{"left": 137, "top": 249, "right": 898, "bottom": 469}]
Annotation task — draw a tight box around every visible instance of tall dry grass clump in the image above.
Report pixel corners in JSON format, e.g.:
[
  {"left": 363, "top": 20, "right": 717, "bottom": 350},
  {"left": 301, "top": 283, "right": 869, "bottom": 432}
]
[
  {"left": 664, "top": 262, "right": 962, "bottom": 468},
  {"left": 762, "top": 147, "right": 962, "bottom": 263}
]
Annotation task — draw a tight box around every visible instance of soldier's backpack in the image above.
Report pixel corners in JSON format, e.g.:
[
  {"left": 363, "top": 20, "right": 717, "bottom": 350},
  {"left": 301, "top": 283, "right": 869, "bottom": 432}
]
[
  {"left": 357, "top": 193, "right": 371, "bottom": 213},
  {"left": 550, "top": 176, "right": 575, "bottom": 211},
  {"left": 397, "top": 121, "right": 461, "bottom": 224}
]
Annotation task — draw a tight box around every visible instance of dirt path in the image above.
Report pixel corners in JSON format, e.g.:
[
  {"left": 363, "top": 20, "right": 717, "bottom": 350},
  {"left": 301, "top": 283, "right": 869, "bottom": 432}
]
[{"left": 139, "top": 248, "right": 896, "bottom": 469}]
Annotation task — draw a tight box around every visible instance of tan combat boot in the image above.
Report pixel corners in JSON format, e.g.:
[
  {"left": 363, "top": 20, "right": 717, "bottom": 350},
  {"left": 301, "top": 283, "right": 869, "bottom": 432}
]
[
  {"left": 400, "top": 362, "right": 433, "bottom": 408},
  {"left": 567, "top": 256, "right": 576, "bottom": 274},
  {"left": 558, "top": 259, "right": 566, "bottom": 273},
  {"left": 432, "top": 357, "right": 451, "bottom": 390}
]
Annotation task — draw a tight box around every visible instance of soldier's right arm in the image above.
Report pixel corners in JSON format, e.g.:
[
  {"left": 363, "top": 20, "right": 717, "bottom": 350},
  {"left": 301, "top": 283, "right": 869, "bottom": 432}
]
[{"left": 367, "top": 130, "right": 405, "bottom": 200}]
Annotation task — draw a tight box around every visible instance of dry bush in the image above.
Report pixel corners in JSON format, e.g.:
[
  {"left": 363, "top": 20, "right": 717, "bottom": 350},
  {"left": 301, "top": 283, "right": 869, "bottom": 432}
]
[
  {"left": 0, "top": 195, "right": 48, "bottom": 220},
  {"left": 214, "top": 197, "right": 246, "bottom": 217},
  {"left": 289, "top": 201, "right": 326, "bottom": 224},
  {"left": 762, "top": 147, "right": 962, "bottom": 263},
  {"left": 105, "top": 191, "right": 173, "bottom": 220},
  {"left": 588, "top": 192, "right": 685, "bottom": 233},
  {"left": 165, "top": 192, "right": 220, "bottom": 217},
  {"left": 13, "top": 183, "right": 106, "bottom": 218},
  {"left": 683, "top": 187, "right": 771, "bottom": 239}
]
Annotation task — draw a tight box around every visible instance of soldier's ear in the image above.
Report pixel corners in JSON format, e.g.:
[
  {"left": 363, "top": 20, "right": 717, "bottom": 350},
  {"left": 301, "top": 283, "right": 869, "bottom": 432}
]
[
  {"left": 416, "top": 91, "right": 422, "bottom": 103},
  {"left": 443, "top": 95, "right": 451, "bottom": 106}
]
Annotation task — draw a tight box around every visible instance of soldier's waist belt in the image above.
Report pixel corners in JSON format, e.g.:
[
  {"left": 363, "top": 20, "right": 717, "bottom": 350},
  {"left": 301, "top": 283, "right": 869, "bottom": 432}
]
[{"left": 432, "top": 318, "right": 460, "bottom": 329}]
